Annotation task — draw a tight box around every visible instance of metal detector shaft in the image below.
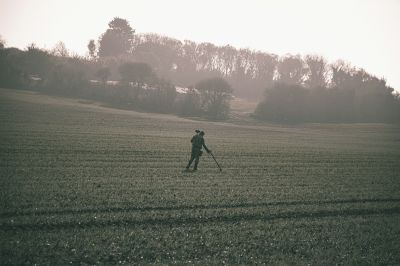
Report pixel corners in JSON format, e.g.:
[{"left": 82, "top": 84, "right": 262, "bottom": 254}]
[{"left": 210, "top": 152, "right": 222, "bottom": 171}]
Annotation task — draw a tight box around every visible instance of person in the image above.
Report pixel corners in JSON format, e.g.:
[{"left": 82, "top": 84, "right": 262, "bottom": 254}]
[{"left": 186, "top": 130, "right": 211, "bottom": 171}]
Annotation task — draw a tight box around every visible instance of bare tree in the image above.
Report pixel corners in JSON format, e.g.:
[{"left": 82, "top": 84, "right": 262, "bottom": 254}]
[
  {"left": 276, "top": 55, "right": 306, "bottom": 85},
  {"left": 51, "top": 41, "right": 69, "bottom": 57},
  {"left": 304, "top": 54, "right": 328, "bottom": 88},
  {"left": 330, "top": 60, "right": 354, "bottom": 88}
]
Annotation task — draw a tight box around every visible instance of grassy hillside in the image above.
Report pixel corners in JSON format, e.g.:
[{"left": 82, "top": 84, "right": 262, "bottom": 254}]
[{"left": 1, "top": 88, "right": 399, "bottom": 265}]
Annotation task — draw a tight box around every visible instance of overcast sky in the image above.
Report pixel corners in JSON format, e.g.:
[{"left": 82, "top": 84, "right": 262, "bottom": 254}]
[{"left": 1, "top": 0, "right": 399, "bottom": 91}]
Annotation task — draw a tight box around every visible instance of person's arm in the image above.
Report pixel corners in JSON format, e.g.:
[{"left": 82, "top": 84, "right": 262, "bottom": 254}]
[
  {"left": 191, "top": 136, "right": 195, "bottom": 143},
  {"left": 202, "top": 139, "right": 211, "bottom": 153}
]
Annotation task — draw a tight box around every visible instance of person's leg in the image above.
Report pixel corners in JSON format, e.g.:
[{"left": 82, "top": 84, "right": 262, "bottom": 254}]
[
  {"left": 193, "top": 155, "right": 200, "bottom": 170},
  {"left": 186, "top": 153, "right": 195, "bottom": 169}
]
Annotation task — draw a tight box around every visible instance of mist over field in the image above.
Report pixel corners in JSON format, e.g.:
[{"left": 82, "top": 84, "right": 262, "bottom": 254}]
[
  {"left": 1, "top": 1, "right": 400, "bottom": 264},
  {"left": 1, "top": 16, "right": 400, "bottom": 123}
]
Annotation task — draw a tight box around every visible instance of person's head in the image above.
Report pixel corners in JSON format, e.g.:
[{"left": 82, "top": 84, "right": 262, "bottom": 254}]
[
  {"left": 195, "top": 129, "right": 200, "bottom": 134},
  {"left": 199, "top": 131, "right": 205, "bottom": 136}
]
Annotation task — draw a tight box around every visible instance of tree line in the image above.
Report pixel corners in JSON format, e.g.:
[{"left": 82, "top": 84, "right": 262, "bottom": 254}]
[
  {"left": 1, "top": 18, "right": 399, "bottom": 123},
  {"left": 0, "top": 20, "right": 232, "bottom": 120},
  {"left": 91, "top": 18, "right": 399, "bottom": 123},
  {"left": 255, "top": 59, "right": 400, "bottom": 123}
]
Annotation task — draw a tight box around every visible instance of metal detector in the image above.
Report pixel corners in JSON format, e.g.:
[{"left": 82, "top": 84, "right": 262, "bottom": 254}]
[{"left": 209, "top": 152, "right": 222, "bottom": 172}]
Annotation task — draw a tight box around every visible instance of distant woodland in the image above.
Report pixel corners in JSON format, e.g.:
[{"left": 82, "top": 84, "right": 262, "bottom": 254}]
[{"left": 1, "top": 18, "right": 399, "bottom": 122}]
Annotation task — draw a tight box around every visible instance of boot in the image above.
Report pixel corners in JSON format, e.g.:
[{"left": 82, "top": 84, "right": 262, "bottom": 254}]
[
  {"left": 193, "top": 161, "right": 199, "bottom": 171},
  {"left": 185, "top": 160, "right": 191, "bottom": 170}
]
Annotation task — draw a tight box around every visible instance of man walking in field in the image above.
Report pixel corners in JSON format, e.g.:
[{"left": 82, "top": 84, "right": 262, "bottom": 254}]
[{"left": 186, "top": 130, "right": 211, "bottom": 171}]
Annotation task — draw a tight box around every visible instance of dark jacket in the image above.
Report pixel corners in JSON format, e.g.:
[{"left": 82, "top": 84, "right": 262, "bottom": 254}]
[{"left": 191, "top": 134, "right": 210, "bottom": 153}]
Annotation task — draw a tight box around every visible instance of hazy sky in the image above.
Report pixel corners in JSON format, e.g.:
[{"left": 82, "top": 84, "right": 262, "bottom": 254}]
[{"left": 1, "top": 0, "right": 399, "bottom": 91}]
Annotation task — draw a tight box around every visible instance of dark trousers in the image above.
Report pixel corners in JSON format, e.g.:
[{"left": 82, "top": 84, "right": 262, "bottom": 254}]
[{"left": 186, "top": 149, "right": 202, "bottom": 169}]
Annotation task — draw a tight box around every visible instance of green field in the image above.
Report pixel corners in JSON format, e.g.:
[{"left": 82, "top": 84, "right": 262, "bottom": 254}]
[{"left": 1, "top": 88, "right": 400, "bottom": 265}]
